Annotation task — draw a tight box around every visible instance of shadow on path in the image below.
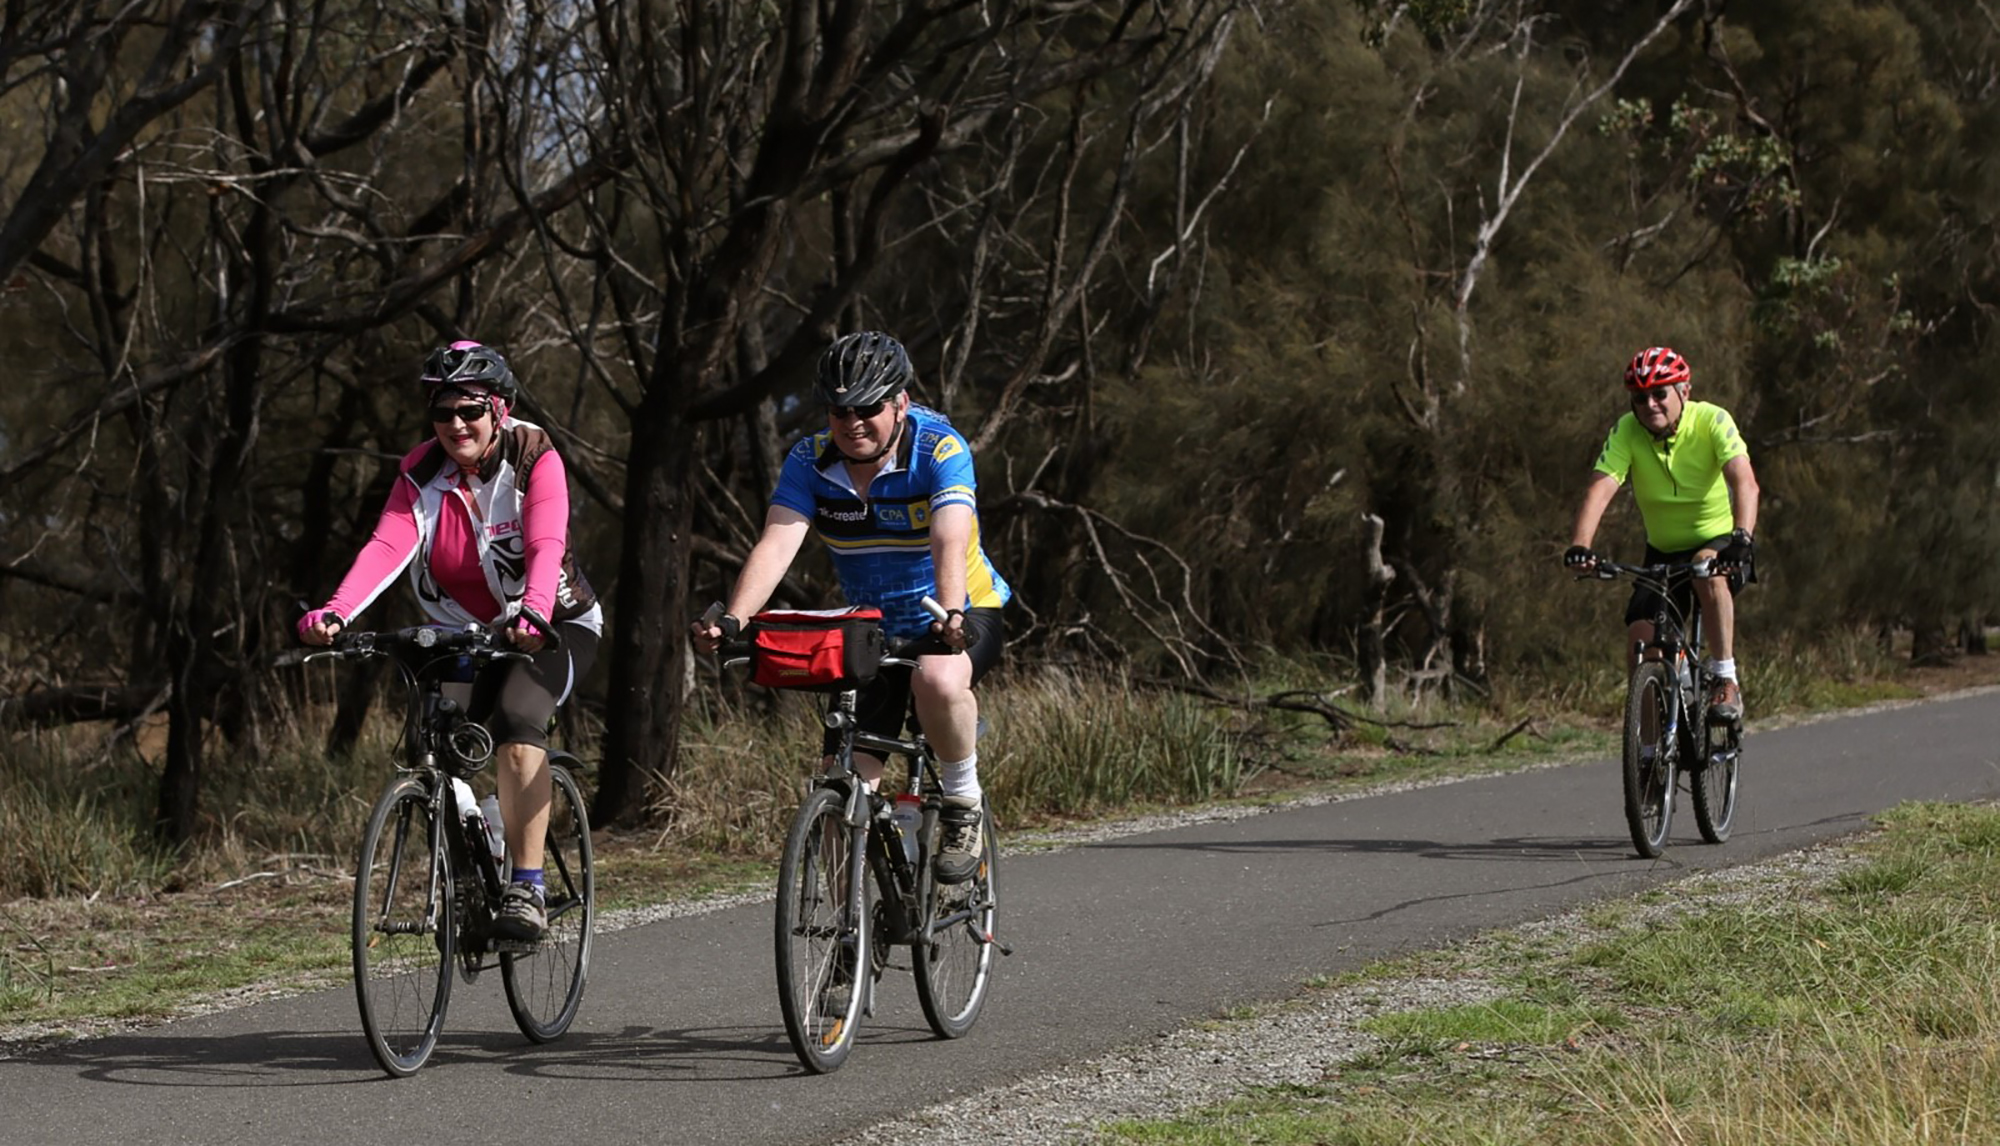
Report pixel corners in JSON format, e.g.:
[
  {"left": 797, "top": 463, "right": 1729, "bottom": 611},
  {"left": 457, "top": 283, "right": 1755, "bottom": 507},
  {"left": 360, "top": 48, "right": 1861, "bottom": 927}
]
[{"left": 11, "top": 1019, "right": 949, "bottom": 1087}]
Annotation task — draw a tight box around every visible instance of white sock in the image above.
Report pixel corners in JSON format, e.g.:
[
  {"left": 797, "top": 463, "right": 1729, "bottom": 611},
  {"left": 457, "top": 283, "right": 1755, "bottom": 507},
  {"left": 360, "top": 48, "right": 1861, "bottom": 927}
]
[
  {"left": 1706, "top": 658, "right": 1738, "bottom": 682},
  {"left": 939, "top": 754, "right": 982, "bottom": 802}
]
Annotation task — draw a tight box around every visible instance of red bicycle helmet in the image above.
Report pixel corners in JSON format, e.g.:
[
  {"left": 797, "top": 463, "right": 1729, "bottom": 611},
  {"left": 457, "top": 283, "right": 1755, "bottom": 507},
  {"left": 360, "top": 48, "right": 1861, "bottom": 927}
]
[{"left": 1624, "top": 346, "right": 1690, "bottom": 391}]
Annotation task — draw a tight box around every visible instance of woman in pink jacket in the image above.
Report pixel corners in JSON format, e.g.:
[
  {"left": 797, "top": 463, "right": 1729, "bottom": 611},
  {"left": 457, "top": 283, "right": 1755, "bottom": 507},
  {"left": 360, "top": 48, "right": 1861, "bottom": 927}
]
[{"left": 299, "top": 342, "right": 601, "bottom": 942}]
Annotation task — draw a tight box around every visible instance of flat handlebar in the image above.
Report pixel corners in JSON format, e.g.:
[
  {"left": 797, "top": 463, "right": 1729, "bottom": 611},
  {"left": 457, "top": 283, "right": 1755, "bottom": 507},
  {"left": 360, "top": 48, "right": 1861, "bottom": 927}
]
[{"left": 1580, "top": 557, "right": 1718, "bottom": 582}]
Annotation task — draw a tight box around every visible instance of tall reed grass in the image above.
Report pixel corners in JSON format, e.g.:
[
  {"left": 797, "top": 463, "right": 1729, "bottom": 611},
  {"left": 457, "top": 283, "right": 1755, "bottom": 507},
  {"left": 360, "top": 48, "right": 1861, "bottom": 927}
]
[{"left": 2, "top": 665, "right": 1250, "bottom": 900}]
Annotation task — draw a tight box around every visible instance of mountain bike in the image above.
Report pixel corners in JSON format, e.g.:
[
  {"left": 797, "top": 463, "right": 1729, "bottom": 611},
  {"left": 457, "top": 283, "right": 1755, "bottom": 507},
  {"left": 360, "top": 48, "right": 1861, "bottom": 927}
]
[
  {"left": 1585, "top": 559, "right": 1744, "bottom": 857},
  {"left": 306, "top": 618, "right": 594, "bottom": 1077},
  {"left": 712, "top": 599, "right": 1009, "bottom": 1074}
]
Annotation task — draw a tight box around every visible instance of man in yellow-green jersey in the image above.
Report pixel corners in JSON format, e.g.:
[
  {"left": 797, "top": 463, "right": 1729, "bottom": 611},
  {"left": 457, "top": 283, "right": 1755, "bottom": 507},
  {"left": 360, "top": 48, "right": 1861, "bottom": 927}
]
[{"left": 1563, "top": 347, "right": 1761, "bottom": 724}]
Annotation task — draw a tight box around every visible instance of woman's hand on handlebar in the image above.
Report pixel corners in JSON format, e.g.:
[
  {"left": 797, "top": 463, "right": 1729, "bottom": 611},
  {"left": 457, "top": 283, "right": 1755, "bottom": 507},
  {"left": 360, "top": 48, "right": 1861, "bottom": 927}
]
[
  {"left": 298, "top": 607, "right": 344, "bottom": 647},
  {"left": 505, "top": 622, "right": 545, "bottom": 654}
]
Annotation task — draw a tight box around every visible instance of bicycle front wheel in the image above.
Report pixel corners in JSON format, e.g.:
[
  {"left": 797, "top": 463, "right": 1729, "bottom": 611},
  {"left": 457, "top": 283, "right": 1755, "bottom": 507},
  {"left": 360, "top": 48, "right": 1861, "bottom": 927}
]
[
  {"left": 353, "top": 775, "right": 454, "bottom": 1077},
  {"left": 913, "top": 803, "right": 998, "bottom": 1039},
  {"left": 502, "top": 762, "right": 595, "bottom": 1042},
  {"left": 1692, "top": 724, "right": 1741, "bottom": 844},
  {"left": 1621, "top": 662, "right": 1677, "bottom": 858},
  {"left": 774, "top": 785, "right": 867, "bottom": 1073}
]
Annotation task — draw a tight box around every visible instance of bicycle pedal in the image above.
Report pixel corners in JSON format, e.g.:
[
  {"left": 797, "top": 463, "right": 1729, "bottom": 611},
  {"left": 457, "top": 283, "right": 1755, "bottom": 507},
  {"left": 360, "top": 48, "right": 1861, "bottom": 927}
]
[{"left": 492, "top": 938, "right": 544, "bottom": 955}]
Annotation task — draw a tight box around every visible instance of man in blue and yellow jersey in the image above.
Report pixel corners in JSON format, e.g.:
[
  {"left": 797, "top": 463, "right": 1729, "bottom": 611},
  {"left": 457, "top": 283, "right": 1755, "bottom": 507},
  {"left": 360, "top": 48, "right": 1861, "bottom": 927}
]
[
  {"left": 692, "top": 331, "right": 1011, "bottom": 884},
  {"left": 1563, "top": 346, "right": 1760, "bottom": 724}
]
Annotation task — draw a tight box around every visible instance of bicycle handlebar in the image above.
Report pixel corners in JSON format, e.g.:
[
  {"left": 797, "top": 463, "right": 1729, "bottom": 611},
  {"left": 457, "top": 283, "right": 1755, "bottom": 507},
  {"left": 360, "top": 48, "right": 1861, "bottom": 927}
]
[
  {"left": 710, "top": 594, "right": 962, "bottom": 672},
  {"left": 303, "top": 623, "right": 534, "bottom": 668},
  {"left": 1580, "top": 557, "right": 1718, "bottom": 583}
]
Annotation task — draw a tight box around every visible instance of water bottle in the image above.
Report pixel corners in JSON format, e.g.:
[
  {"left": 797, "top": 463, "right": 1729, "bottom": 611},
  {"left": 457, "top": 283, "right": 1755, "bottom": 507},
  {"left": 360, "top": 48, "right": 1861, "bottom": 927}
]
[
  {"left": 449, "top": 776, "right": 480, "bottom": 825},
  {"left": 478, "top": 794, "right": 506, "bottom": 864},
  {"left": 1676, "top": 654, "right": 1693, "bottom": 696},
  {"left": 890, "top": 795, "right": 922, "bottom": 866}
]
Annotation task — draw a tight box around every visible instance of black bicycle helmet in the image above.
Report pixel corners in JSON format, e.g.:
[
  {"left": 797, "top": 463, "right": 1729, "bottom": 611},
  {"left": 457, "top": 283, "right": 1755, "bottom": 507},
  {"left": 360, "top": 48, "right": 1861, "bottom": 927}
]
[
  {"left": 420, "top": 340, "right": 517, "bottom": 401},
  {"left": 815, "top": 331, "right": 913, "bottom": 406}
]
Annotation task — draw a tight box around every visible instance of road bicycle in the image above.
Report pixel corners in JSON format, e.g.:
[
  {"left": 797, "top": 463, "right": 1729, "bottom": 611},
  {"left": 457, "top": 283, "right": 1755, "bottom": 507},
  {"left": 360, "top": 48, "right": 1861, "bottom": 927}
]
[
  {"left": 712, "top": 599, "right": 1009, "bottom": 1074},
  {"left": 1585, "top": 559, "right": 1744, "bottom": 857},
  {"left": 306, "top": 618, "right": 594, "bottom": 1076}
]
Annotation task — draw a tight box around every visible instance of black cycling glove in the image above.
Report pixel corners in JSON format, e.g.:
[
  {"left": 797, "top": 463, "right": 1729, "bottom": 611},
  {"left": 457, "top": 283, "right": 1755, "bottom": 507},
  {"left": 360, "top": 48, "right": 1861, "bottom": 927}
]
[
  {"left": 1716, "top": 528, "right": 1754, "bottom": 571},
  {"left": 1563, "top": 545, "right": 1597, "bottom": 569}
]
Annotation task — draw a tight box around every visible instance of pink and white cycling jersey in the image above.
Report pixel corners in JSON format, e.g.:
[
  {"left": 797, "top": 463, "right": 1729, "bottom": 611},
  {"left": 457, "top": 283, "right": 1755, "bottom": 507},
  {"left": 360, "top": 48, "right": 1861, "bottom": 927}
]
[{"left": 314, "top": 417, "right": 601, "bottom": 636}]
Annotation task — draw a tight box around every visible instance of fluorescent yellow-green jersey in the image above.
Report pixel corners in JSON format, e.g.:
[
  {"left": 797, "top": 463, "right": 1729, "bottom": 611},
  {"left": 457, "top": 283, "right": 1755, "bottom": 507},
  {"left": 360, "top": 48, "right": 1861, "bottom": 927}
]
[{"left": 1592, "top": 400, "right": 1748, "bottom": 552}]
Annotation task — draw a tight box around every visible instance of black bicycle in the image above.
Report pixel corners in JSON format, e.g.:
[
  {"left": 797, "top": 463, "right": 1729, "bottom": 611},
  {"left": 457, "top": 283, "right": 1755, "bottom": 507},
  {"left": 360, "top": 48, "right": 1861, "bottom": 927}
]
[
  {"left": 307, "top": 619, "right": 595, "bottom": 1076},
  {"left": 714, "top": 600, "right": 1008, "bottom": 1074},
  {"left": 1586, "top": 559, "right": 1744, "bottom": 857}
]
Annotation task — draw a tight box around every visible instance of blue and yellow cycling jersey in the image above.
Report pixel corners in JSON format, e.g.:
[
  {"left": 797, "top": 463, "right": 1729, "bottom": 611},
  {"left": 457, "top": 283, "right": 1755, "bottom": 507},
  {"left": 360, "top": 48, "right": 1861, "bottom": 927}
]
[{"left": 772, "top": 404, "right": 1012, "bottom": 638}]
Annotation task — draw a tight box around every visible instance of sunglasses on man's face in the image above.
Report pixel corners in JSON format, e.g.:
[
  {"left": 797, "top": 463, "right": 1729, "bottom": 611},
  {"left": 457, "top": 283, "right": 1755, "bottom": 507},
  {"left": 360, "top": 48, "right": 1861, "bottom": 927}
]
[
  {"left": 1630, "top": 388, "right": 1677, "bottom": 407},
  {"left": 429, "top": 402, "right": 491, "bottom": 425},
  {"left": 827, "top": 400, "right": 888, "bottom": 420}
]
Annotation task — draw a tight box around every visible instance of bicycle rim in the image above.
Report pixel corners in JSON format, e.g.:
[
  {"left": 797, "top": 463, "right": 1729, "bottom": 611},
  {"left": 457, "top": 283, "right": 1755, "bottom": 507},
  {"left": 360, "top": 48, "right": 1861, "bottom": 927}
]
[
  {"left": 913, "top": 805, "right": 998, "bottom": 1039},
  {"left": 502, "top": 764, "right": 595, "bottom": 1042},
  {"left": 1621, "top": 663, "right": 1676, "bottom": 858},
  {"left": 353, "top": 776, "right": 453, "bottom": 1077},
  {"left": 774, "top": 786, "right": 866, "bottom": 1073},
  {"left": 1692, "top": 727, "right": 1741, "bottom": 843}
]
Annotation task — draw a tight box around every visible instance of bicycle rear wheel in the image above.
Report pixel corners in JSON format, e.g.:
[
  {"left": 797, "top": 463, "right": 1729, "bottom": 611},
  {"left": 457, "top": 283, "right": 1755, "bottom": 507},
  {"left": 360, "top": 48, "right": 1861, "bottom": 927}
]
[
  {"left": 353, "top": 775, "right": 454, "bottom": 1077},
  {"left": 502, "top": 762, "right": 595, "bottom": 1042},
  {"left": 913, "top": 804, "right": 998, "bottom": 1039},
  {"left": 1692, "top": 723, "right": 1741, "bottom": 844},
  {"left": 1621, "top": 662, "right": 1677, "bottom": 858},
  {"left": 774, "top": 785, "right": 867, "bottom": 1073}
]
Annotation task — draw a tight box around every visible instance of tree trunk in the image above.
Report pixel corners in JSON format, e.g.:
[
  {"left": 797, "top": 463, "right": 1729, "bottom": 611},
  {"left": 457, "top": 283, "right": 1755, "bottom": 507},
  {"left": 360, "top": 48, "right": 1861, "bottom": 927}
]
[
  {"left": 1910, "top": 617, "right": 1953, "bottom": 666},
  {"left": 595, "top": 395, "right": 696, "bottom": 827},
  {"left": 1962, "top": 616, "right": 1988, "bottom": 656},
  {"left": 1358, "top": 513, "right": 1394, "bottom": 705}
]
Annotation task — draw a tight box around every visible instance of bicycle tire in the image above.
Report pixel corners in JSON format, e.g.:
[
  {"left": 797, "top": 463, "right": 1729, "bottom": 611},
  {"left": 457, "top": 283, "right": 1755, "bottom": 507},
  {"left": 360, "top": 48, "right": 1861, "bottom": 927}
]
[
  {"left": 913, "top": 803, "right": 998, "bottom": 1039},
  {"left": 1621, "top": 662, "right": 1676, "bottom": 858},
  {"left": 502, "top": 762, "right": 595, "bottom": 1042},
  {"left": 353, "top": 775, "right": 454, "bottom": 1077},
  {"left": 1691, "top": 724, "right": 1741, "bottom": 844},
  {"left": 774, "top": 785, "right": 867, "bottom": 1073}
]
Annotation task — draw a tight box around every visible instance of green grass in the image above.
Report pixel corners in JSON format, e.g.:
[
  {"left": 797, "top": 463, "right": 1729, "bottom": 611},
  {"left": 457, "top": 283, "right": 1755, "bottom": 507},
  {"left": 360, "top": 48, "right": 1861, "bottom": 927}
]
[
  {"left": 1360, "top": 997, "right": 1620, "bottom": 1052},
  {"left": 1100, "top": 800, "right": 2000, "bottom": 1145}
]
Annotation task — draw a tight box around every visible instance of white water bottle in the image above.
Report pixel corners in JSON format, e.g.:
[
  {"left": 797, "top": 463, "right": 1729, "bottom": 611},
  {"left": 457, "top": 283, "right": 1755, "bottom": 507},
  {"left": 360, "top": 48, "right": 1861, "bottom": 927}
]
[
  {"left": 449, "top": 776, "right": 480, "bottom": 825},
  {"left": 477, "top": 794, "right": 506, "bottom": 864},
  {"left": 1676, "top": 654, "right": 1693, "bottom": 695},
  {"left": 890, "top": 795, "right": 922, "bottom": 866}
]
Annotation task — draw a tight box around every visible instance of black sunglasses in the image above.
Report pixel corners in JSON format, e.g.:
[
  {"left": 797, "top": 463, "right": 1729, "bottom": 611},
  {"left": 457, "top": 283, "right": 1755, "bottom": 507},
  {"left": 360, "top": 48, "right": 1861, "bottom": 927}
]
[
  {"left": 827, "top": 400, "right": 888, "bottom": 420},
  {"left": 429, "top": 402, "right": 491, "bottom": 425}
]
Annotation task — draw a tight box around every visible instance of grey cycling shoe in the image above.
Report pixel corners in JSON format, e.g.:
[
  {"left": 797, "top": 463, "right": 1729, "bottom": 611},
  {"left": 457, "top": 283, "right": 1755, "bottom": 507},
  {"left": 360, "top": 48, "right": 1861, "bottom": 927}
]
[
  {"left": 493, "top": 881, "right": 547, "bottom": 943},
  {"left": 934, "top": 796, "right": 985, "bottom": 885}
]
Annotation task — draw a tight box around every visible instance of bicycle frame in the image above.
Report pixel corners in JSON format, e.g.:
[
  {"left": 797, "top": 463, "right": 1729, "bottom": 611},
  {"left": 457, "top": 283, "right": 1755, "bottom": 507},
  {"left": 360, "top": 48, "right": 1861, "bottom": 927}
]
[
  {"left": 317, "top": 629, "right": 561, "bottom": 953},
  {"left": 730, "top": 602, "right": 1009, "bottom": 1071},
  {"left": 1594, "top": 559, "right": 1717, "bottom": 754}
]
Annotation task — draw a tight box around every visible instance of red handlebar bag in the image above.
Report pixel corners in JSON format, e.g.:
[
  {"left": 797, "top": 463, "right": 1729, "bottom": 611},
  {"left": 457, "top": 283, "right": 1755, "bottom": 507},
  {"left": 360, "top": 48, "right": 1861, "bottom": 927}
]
[{"left": 748, "top": 607, "right": 887, "bottom": 691}]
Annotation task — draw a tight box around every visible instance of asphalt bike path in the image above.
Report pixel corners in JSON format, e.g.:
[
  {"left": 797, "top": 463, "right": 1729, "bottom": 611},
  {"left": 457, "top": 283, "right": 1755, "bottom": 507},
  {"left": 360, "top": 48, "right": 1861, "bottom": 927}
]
[{"left": 4, "top": 691, "right": 1996, "bottom": 1145}]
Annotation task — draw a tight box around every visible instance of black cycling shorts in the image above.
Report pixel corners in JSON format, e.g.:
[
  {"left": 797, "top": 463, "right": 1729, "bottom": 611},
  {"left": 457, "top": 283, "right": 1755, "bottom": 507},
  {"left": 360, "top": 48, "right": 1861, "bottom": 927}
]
[
  {"left": 823, "top": 606, "right": 1005, "bottom": 758},
  {"left": 467, "top": 621, "right": 600, "bottom": 750},
  {"left": 1623, "top": 535, "right": 1756, "bottom": 628}
]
